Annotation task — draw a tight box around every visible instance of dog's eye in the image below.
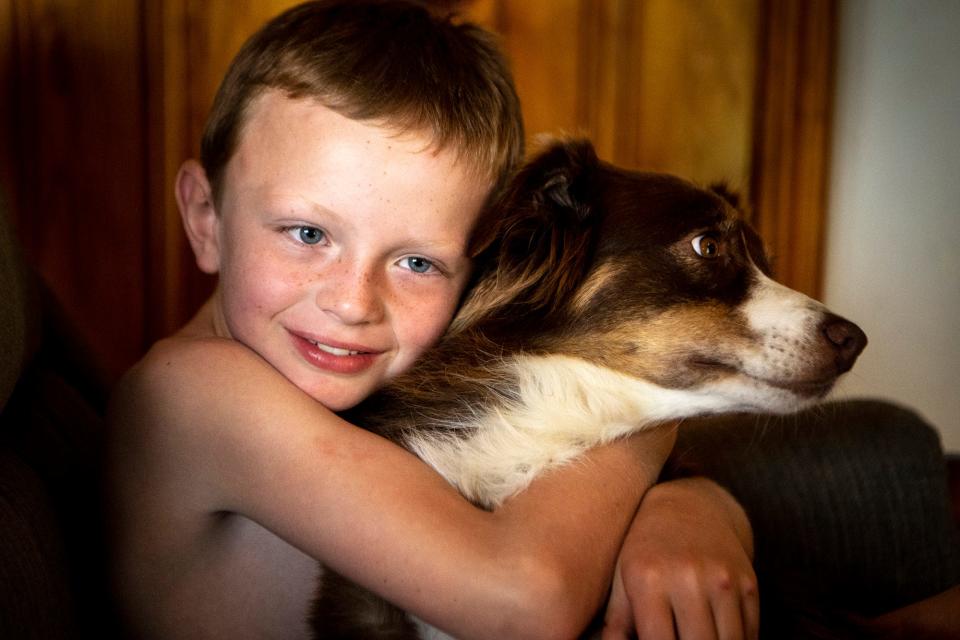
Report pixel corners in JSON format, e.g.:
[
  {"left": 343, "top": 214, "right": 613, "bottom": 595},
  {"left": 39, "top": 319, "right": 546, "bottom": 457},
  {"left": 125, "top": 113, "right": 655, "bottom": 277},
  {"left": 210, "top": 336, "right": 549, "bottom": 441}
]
[{"left": 692, "top": 234, "right": 721, "bottom": 258}]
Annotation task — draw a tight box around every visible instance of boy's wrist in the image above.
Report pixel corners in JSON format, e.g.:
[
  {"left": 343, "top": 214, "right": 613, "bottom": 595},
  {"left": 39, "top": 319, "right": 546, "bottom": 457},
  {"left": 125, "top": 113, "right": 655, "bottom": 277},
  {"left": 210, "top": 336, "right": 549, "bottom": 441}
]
[{"left": 644, "top": 476, "right": 754, "bottom": 560}]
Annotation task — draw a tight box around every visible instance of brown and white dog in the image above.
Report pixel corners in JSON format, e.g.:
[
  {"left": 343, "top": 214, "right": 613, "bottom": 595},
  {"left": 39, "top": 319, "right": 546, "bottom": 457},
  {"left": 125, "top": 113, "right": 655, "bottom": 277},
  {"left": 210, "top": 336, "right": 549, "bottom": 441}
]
[{"left": 311, "top": 140, "right": 867, "bottom": 638}]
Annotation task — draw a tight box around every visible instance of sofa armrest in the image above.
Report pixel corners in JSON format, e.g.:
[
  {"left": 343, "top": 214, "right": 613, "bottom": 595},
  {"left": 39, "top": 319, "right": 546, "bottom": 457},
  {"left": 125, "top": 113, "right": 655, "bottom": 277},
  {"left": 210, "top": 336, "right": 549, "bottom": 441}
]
[{"left": 666, "top": 399, "right": 960, "bottom": 619}]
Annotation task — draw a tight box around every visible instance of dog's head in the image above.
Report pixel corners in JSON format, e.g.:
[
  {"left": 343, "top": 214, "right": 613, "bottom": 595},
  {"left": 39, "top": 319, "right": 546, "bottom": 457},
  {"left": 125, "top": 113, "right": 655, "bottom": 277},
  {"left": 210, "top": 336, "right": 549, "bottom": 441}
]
[{"left": 453, "top": 139, "right": 867, "bottom": 414}]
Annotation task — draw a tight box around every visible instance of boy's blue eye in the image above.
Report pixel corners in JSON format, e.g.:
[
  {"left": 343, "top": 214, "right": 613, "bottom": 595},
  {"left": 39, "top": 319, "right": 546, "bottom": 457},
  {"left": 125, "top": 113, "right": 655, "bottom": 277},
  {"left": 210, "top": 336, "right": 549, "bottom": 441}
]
[
  {"left": 404, "top": 257, "right": 434, "bottom": 273},
  {"left": 297, "top": 226, "right": 324, "bottom": 245}
]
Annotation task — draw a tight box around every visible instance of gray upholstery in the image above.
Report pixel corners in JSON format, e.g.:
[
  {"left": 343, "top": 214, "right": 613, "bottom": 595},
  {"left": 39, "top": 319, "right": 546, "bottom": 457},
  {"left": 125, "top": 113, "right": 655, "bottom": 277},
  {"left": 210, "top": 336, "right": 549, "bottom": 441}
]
[
  {"left": 0, "top": 195, "right": 116, "bottom": 638},
  {"left": 670, "top": 401, "right": 960, "bottom": 635}
]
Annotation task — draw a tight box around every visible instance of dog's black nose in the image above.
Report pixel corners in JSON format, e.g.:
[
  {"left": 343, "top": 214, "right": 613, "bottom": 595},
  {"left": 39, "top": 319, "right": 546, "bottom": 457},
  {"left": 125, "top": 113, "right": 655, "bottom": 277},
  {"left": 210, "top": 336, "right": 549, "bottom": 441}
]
[{"left": 821, "top": 314, "right": 868, "bottom": 373}]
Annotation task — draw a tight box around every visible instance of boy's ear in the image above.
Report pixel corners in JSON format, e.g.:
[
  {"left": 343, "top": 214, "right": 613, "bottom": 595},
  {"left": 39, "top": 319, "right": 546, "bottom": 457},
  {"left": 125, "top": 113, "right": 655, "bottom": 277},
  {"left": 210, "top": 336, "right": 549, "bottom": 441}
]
[{"left": 176, "top": 160, "right": 221, "bottom": 274}]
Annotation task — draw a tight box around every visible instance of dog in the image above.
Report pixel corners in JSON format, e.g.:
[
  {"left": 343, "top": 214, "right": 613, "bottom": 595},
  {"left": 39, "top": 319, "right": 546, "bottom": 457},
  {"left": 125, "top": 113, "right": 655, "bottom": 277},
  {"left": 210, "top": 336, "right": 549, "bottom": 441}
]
[{"left": 310, "top": 139, "right": 867, "bottom": 638}]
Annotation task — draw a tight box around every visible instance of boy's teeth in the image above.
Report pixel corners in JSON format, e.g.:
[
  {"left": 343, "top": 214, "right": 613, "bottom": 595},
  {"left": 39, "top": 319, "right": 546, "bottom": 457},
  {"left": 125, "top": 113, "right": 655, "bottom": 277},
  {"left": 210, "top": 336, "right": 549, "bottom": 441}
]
[{"left": 311, "top": 340, "right": 359, "bottom": 356}]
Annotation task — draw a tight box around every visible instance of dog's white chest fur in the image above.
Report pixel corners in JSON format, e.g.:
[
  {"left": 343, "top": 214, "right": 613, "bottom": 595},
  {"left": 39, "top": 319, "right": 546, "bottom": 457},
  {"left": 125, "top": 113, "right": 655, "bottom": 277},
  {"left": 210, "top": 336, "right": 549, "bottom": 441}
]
[{"left": 402, "top": 355, "right": 726, "bottom": 509}]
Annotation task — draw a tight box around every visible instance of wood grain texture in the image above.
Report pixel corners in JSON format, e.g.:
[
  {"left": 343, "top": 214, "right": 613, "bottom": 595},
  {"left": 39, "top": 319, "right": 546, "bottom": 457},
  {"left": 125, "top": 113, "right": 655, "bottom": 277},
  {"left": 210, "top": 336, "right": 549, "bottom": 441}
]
[
  {"left": 629, "top": 0, "right": 759, "bottom": 188},
  {"left": 469, "top": 0, "right": 759, "bottom": 188},
  {"left": 751, "top": 0, "right": 836, "bottom": 298},
  {"left": 5, "top": 0, "right": 146, "bottom": 378},
  {"left": 0, "top": 0, "right": 17, "bottom": 210},
  {"left": 1, "top": 0, "right": 836, "bottom": 376}
]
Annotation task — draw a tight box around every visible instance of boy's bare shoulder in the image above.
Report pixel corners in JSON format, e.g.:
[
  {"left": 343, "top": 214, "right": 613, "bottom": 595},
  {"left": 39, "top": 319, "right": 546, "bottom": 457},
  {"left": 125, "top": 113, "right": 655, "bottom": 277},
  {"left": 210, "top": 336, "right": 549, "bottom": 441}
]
[
  {"left": 109, "top": 329, "right": 307, "bottom": 458},
  {"left": 132, "top": 333, "right": 266, "bottom": 386},
  {"left": 108, "top": 335, "right": 304, "bottom": 478},
  {"left": 113, "top": 334, "right": 269, "bottom": 418},
  {"left": 107, "top": 332, "right": 316, "bottom": 515},
  {"left": 110, "top": 322, "right": 339, "bottom": 456},
  {"left": 114, "top": 298, "right": 274, "bottom": 404}
]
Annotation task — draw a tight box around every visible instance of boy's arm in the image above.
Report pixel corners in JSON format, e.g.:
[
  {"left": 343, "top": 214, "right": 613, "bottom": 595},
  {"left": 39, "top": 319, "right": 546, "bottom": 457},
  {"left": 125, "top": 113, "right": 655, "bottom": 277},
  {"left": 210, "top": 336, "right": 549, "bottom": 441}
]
[
  {"left": 602, "top": 477, "right": 759, "bottom": 640},
  {"left": 115, "top": 337, "right": 674, "bottom": 639}
]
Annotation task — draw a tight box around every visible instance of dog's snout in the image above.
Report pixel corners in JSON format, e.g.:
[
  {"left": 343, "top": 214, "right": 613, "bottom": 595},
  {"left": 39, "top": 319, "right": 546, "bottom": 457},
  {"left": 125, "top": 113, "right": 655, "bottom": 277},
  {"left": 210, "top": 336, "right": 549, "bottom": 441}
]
[{"left": 821, "top": 314, "right": 867, "bottom": 373}]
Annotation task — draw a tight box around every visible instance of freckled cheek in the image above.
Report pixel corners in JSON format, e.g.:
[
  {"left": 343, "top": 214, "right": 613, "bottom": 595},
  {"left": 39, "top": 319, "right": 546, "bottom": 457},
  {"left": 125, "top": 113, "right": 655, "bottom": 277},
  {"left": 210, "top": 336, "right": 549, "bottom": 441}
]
[
  {"left": 389, "top": 285, "right": 463, "bottom": 355},
  {"left": 225, "top": 254, "right": 305, "bottom": 319}
]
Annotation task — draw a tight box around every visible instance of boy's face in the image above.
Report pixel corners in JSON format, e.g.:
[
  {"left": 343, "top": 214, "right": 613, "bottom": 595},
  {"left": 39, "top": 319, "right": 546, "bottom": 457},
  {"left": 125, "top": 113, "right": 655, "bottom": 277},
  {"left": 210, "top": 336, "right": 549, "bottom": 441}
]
[{"left": 203, "top": 92, "right": 492, "bottom": 410}]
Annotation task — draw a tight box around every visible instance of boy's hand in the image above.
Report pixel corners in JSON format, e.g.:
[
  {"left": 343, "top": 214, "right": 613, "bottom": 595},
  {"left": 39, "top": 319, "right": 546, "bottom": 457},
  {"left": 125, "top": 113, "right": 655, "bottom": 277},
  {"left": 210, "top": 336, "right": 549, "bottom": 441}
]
[{"left": 601, "top": 477, "right": 759, "bottom": 640}]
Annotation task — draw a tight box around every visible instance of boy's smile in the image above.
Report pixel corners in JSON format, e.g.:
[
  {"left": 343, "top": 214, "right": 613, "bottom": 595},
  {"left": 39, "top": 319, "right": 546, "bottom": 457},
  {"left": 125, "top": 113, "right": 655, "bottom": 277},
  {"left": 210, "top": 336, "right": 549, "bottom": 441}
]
[{"left": 185, "top": 91, "right": 492, "bottom": 410}]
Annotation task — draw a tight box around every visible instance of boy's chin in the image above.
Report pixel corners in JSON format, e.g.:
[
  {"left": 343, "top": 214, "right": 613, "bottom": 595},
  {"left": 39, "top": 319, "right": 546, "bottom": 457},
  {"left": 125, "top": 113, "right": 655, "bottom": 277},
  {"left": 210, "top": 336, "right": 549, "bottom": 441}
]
[{"left": 288, "top": 369, "right": 379, "bottom": 413}]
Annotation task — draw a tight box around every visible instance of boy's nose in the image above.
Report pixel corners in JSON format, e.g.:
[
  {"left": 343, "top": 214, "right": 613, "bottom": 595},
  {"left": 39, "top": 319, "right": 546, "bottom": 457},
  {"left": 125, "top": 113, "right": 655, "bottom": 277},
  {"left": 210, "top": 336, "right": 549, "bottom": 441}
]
[{"left": 317, "top": 262, "right": 385, "bottom": 325}]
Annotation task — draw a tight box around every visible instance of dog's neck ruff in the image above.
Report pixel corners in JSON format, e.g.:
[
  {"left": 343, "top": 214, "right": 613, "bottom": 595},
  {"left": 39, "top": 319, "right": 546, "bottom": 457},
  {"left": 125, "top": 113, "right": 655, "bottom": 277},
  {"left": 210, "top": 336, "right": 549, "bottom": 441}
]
[{"left": 401, "top": 354, "right": 751, "bottom": 508}]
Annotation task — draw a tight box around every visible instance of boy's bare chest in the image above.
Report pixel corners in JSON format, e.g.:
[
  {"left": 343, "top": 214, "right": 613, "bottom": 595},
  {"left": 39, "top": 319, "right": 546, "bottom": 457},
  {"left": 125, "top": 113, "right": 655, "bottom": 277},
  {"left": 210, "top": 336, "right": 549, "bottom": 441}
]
[
  {"left": 150, "top": 513, "right": 321, "bottom": 639},
  {"left": 211, "top": 514, "right": 321, "bottom": 637}
]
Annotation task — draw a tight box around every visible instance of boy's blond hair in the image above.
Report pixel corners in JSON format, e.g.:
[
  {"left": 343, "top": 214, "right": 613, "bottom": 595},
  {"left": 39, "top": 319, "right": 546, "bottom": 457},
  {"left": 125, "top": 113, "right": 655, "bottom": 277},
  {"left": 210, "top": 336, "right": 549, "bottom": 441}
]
[{"left": 201, "top": 0, "right": 524, "bottom": 208}]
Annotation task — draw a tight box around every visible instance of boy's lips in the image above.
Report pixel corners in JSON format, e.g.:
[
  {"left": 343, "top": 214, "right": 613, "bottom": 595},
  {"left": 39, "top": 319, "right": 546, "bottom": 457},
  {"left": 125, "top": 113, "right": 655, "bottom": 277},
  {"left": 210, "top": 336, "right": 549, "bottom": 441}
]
[{"left": 289, "top": 331, "right": 384, "bottom": 375}]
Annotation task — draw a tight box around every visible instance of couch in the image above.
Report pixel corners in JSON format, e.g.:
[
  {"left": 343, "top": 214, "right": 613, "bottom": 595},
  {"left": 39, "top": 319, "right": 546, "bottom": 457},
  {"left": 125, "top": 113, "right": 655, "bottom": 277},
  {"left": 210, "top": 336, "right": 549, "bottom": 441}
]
[
  {"left": 668, "top": 405, "right": 960, "bottom": 638},
  {"left": 1, "top": 194, "right": 958, "bottom": 638},
  {"left": 0, "top": 192, "right": 118, "bottom": 637}
]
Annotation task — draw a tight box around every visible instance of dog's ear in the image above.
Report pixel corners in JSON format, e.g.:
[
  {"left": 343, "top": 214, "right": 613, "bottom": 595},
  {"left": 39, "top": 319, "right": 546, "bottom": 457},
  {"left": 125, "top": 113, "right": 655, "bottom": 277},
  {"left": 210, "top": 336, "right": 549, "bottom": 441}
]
[
  {"left": 741, "top": 221, "right": 775, "bottom": 276},
  {"left": 468, "top": 139, "right": 599, "bottom": 257},
  {"left": 451, "top": 139, "right": 601, "bottom": 334},
  {"left": 708, "top": 183, "right": 776, "bottom": 276},
  {"left": 528, "top": 139, "right": 597, "bottom": 224},
  {"left": 709, "top": 182, "right": 742, "bottom": 210}
]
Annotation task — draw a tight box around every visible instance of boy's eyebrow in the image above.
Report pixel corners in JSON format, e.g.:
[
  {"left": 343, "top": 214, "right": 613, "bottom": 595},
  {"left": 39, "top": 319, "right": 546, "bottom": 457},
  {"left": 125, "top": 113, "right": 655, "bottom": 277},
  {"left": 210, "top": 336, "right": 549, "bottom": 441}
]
[
  {"left": 301, "top": 200, "right": 344, "bottom": 222},
  {"left": 256, "top": 191, "right": 345, "bottom": 222}
]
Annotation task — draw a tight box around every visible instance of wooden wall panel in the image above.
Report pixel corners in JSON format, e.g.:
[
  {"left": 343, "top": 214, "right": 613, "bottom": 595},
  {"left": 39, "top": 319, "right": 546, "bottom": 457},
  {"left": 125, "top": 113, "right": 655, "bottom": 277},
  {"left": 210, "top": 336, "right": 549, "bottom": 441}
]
[
  {"left": 4, "top": 0, "right": 145, "bottom": 379},
  {"left": 143, "top": 0, "right": 192, "bottom": 343},
  {"left": 1, "top": 0, "right": 16, "bottom": 208},
  {"left": 629, "top": 0, "right": 759, "bottom": 188},
  {"left": 467, "top": 0, "right": 759, "bottom": 190},
  {"left": 1, "top": 0, "right": 835, "bottom": 377},
  {"left": 493, "top": 0, "right": 586, "bottom": 142},
  {"left": 752, "top": 0, "right": 836, "bottom": 298}
]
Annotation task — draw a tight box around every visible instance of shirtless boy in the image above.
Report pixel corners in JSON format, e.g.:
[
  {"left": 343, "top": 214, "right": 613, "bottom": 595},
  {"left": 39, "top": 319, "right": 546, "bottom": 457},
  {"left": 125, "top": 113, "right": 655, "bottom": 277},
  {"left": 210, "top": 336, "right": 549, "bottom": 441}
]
[{"left": 106, "top": 2, "right": 757, "bottom": 638}]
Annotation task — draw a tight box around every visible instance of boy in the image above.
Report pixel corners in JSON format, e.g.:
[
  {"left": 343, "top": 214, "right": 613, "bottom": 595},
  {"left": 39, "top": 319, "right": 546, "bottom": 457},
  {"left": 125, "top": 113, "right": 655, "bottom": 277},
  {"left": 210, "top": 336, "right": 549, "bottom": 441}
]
[{"left": 106, "top": 2, "right": 757, "bottom": 638}]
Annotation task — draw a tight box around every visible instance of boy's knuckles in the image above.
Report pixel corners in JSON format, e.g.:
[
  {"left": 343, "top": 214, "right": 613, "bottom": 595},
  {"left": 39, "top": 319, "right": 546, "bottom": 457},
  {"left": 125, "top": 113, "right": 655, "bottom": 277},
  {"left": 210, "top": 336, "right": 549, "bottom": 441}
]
[
  {"left": 706, "top": 566, "right": 737, "bottom": 592},
  {"left": 623, "top": 562, "right": 671, "bottom": 592},
  {"left": 739, "top": 575, "right": 758, "bottom": 597},
  {"left": 629, "top": 561, "right": 755, "bottom": 600}
]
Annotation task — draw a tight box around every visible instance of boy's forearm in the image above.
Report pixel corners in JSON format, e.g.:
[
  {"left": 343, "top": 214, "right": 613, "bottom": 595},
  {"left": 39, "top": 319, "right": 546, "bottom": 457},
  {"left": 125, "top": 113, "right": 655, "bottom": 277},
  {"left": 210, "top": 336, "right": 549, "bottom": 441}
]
[
  {"left": 641, "top": 476, "right": 754, "bottom": 560},
  {"left": 486, "top": 423, "right": 679, "bottom": 637},
  {"left": 308, "top": 426, "right": 675, "bottom": 640}
]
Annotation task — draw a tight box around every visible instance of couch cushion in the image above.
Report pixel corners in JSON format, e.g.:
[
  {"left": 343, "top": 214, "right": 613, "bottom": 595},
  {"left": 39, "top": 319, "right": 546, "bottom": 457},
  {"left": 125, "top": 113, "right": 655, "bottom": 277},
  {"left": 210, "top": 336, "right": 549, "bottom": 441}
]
[
  {"left": 1, "top": 361, "right": 115, "bottom": 637},
  {"left": 0, "top": 451, "right": 76, "bottom": 639},
  {"left": 669, "top": 399, "right": 960, "bottom": 620}
]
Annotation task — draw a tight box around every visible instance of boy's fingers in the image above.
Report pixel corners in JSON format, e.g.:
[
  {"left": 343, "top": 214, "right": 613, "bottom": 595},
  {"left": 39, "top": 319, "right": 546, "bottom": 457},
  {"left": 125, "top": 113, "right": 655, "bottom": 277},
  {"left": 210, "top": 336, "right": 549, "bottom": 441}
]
[
  {"left": 709, "top": 583, "right": 745, "bottom": 640},
  {"left": 601, "top": 608, "right": 633, "bottom": 639},
  {"left": 741, "top": 579, "right": 761, "bottom": 640},
  {"left": 634, "top": 594, "right": 676, "bottom": 640},
  {"left": 601, "top": 569, "right": 634, "bottom": 640},
  {"left": 706, "top": 569, "right": 760, "bottom": 640},
  {"left": 600, "top": 622, "right": 633, "bottom": 640},
  {"left": 671, "top": 590, "right": 716, "bottom": 640}
]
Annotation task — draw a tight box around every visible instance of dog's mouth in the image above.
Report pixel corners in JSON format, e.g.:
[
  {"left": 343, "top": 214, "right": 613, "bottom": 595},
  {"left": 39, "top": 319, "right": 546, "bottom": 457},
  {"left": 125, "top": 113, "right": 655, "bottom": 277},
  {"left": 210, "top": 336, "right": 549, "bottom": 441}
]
[
  {"left": 689, "top": 358, "right": 837, "bottom": 399},
  {"left": 690, "top": 358, "right": 737, "bottom": 373},
  {"left": 765, "top": 376, "right": 837, "bottom": 398}
]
